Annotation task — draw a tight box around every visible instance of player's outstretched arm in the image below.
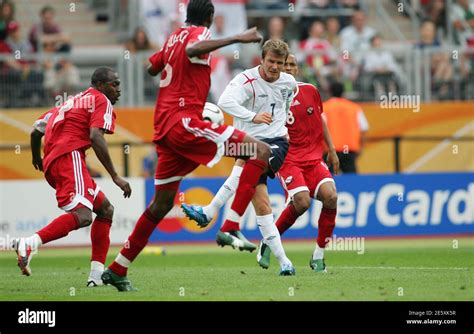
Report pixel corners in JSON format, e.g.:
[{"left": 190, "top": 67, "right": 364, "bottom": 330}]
[
  {"left": 147, "top": 64, "right": 160, "bottom": 77},
  {"left": 322, "top": 118, "right": 339, "bottom": 175},
  {"left": 90, "top": 127, "right": 132, "bottom": 198},
  {"left": 30, "top": 129, "right": 44, "bottom": 172},
  {"left": 186, "top": 27, "right": 262, "bottom": 58}
]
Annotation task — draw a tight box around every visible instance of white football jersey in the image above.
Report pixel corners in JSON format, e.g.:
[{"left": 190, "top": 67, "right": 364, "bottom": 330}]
[{"left": 217, "top": 66, "right": 296, "bottom": 139}]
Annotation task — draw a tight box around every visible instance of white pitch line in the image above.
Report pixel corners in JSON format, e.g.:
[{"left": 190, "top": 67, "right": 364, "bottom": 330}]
[
  {"left": 333, "top": 266, "right": 470, "bottom": 270},
  {"left": 406, "top": 121, "right": 474, "bottom": 173},
  {"left": 0, "top": 113, "right": 32, "bottom": 133},
  {"left": 0, "top": 113, "right": 144, "bottom": 144},
  {"left": 114, "top": 124, "right": 144, "bottom": 143}
]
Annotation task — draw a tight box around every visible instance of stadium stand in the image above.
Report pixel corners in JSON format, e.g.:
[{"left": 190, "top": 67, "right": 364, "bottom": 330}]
[{"left": 0, "top": 0, "right": 473, "bottom": 179}]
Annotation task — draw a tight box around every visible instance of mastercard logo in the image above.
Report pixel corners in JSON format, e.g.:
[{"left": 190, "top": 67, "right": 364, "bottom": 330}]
[{"left": 157, "top": 187, "right": 218, "bottom": 234}]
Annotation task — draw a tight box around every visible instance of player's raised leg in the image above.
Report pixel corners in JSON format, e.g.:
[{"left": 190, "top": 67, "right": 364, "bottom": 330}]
[
  {"left": 311, "top": 181, "right": 337, "bottom": 273},
  {"left": 216, "top": 135, "right": 271, "bottom": 251},
  {"left": 88, "top": 191, "right": 114, "bottom": 287},
  {"left": 182, "top": 160, "right": 244, "bottom": 226}
]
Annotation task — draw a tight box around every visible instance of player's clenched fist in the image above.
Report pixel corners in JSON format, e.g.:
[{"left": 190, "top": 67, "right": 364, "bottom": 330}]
[{"left": 236, "top": 27, "right": 263, "bottom": 44}]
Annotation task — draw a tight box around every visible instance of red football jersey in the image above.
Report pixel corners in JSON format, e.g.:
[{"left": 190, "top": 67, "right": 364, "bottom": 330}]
[
  {"left": 285, "top": 82, "right": 324, "bottom": 164},
  {"left": 148, "top": 25, "right": 212, "bottom": 142},
  {"left": 40, "top": 88, "right": 116, "bottom": 171}
]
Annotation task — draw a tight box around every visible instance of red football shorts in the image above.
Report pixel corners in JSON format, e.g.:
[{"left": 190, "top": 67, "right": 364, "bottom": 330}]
[
  {"left": 277, "top": 160, "right": 335, "bottom": 202},
  {"left": 154, "top": 116, "right": 245, "bottom": 189},
  {"left": 45, "top": 150, "right": 101, "bottom": 211}
]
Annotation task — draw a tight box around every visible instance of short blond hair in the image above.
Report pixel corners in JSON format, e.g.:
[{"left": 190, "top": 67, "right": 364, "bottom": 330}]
[{"left": 262, "top": 39, "right": 289, "bottom": 60}]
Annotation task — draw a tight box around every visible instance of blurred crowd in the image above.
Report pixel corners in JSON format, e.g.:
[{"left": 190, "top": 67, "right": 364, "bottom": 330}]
[
  {"left": 1, "top": 0, "right": 473, "bottom": 108},
  {"left": 136, "top": 0, "right": 473, "bottom": 102},
  {"left": 0, "top": 1, "right": 79, "bottom": 107}
]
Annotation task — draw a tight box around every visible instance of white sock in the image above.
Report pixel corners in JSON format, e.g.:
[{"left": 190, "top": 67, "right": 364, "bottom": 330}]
[
  {"left": 25, "top": 234, "right": 42, "bottom": 251},
  {"left": 89, "top": 261, "right": 104, "bottom": 280},
  {"left": 203, "top": 165, "right": 243, "bottom": 219},
  {"left": 313, "top": 244, "right": 325, "bottom": 260},
  {"left": 257, "top": 214, "right": 291, "bottom": 267},
  {"left": 115, "top": 253, "right": 131, "bottom": 268},
  {"left": 227, "top": 209, "right": 241, "bottom": 223}
]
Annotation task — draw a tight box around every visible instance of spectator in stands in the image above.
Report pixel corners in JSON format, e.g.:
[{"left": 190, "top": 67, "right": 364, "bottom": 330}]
[
  {"left": 125, "top": 27, "right": 158, "bottom": 53},
  {"left": 247, "top": 0, "right": 290, "bottom": 10},
  {"left": 362, "top": 34, "right": 400, "bottom": 100},
  {"left": 0, "top": 21, "right": 44, "bottom": 107},
  {"left": 210, "top": 14, "right": 241, "bottom": 63},
  {"left": 338, "top": 10, "right": 375, "bottom": 90},
  {"left": 338, "top": 0, "right": 361, "bottom": 27},
  {"left": 264, "top": 16, "right": 289, "bottom": 42},
  {"left": 209, "top": 14, "right": 237, "bottom": 102},
  {"left": 338, "top": 0, "right": 360, "bottom": 10},
  {"left": 416, "top": 20, "right": 454, "bottom": 99},
  {"left": 0, "top": 0, "right": 14, "bottom": 41},
  {"left": 422, "top": 0, "right": 446, "bottom": 33},
  {"left": 325, "top": 16, "right": 341, "bottom": 49},
  {"left": 323, "top": 81, "right": 369, "bottom": 174},
  {"left": 4, "top": 21, "right": 32, "bottom": 56},
  {"left": 304, "top": 0, "right": 335, "bottom": 9},
  {"left": 451, "top": 0, "right": 474, "bottom": 46},
  {"left": 340, "top": 10, "right": 376, "bottom": 64},
  {"left": 140, "top": 0, "right": 181, "bottom": 47},
  {"left": 29, "top": 5, "right": 71, "bottom": 53},
  {"left": 212, "top": 0, "right": 248, "bottom": 35},
  {"left": 125, "top": 26, "right": 159, "bottom": 102},
  {"left": 42, "top": 41, "right": 80, "bottom": 99},
  {"left": 299, "top": 20, "right": 338, "bottom": 90}
]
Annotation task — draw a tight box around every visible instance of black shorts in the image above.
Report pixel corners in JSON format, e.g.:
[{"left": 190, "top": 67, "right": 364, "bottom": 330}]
[{"left": 258, "top": 136, "right": 289, "bottom": 185}]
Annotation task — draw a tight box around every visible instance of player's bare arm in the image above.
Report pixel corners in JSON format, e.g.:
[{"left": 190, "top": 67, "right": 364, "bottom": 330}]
[
  {"left": 147, "top": 64, "right": 160, "bottom": 77},
  {"left": 90, "top": 127, "right": 131, "bottom": 198},
  {"left": 186, "top": 27, "right": 262, "bottom": 58},
  {"left": 30, "top": 128, "right": 44, "bottom": 172},
  {"left": 322, "top": 118, "right": 339, "bottom": 175}
]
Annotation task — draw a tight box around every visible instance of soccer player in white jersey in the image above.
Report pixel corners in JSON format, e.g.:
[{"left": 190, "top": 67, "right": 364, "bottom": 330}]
[
  {"left": 182, "top": 39, "right": 297, "bottom": 275},
  {"left": 258, "top": 54, "right": 339, "bottom": 273}
]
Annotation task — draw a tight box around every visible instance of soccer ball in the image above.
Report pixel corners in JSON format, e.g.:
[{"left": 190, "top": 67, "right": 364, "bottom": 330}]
[{"left": 202, "top": 102, "right": 224, "bottom": 125}]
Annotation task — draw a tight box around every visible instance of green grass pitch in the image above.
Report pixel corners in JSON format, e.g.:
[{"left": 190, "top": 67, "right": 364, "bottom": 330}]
[{"left": 0, "top": 237, "right": 472, "bottom": 301}]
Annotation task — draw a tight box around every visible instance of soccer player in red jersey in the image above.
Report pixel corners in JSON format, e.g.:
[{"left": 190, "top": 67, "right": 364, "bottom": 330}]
[
  {"left": 102, "top": 0, "right": 270, "bottom": 291},
  {"left": 12, "top": 67, "right": 131, "bottom": 286},
  {"left": 256, "top": 54, "right": 340, "bottom": 273}
]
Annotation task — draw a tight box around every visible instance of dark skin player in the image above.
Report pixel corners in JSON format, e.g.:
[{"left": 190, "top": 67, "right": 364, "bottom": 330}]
[{"left": 30, "top": 67, "right": 130, "bottom": 228}]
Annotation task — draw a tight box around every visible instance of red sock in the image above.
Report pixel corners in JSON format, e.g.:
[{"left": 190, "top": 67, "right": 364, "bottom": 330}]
[
  {"left": 221, "top": 221, "right": 240, "bottom": 232},
  {"left": 220, "top": 159, "right": 266, "bottom": 232},
  {"left": 317, "top": 208, "right": 336, "bottom": 248},
  {"left": 37, "top": 213, "right": 80, "bottom": 245},
  {"left": 90, "top": 217, "right": 112, "bottom": 264},
  {"left": 275, "top": 203, "right": 300, "bottom": 235},
  {"left": 109, "top": 209, "right": 157, "bottom": 276}
]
